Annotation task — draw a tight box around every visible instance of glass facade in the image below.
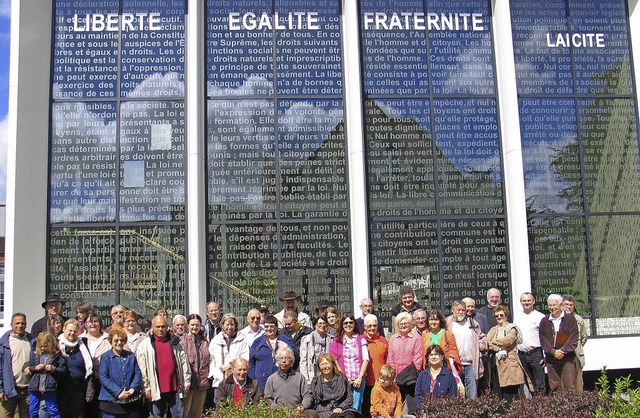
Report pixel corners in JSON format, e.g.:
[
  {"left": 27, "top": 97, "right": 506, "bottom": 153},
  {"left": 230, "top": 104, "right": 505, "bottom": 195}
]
[
  {"left": 41, "top": 0, "right": 640, "bottom": 336},
  {"left": 512, "top": 0, "right": 640, "bottom": 335}
]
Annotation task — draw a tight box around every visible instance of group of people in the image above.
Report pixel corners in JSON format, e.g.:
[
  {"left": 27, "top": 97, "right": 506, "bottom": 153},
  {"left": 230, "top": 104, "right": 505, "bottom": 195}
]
[{"left": 0, "top": 286, "right": 587, "bottom": 418}]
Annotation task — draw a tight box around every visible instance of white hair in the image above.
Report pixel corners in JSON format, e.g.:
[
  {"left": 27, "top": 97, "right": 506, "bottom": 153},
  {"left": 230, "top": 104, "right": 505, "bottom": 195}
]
[
  {"left": 547, "top": 294, "right": 563, "bottom": 304},
  {"left": 363, "top": 314, "right": 378, "bottom": 325}
]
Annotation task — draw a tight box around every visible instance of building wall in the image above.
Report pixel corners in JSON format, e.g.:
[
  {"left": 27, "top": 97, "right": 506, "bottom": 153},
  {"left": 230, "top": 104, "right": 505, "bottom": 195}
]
[{"left": 5, "top": 0, "right": 640, "bottom": 370}]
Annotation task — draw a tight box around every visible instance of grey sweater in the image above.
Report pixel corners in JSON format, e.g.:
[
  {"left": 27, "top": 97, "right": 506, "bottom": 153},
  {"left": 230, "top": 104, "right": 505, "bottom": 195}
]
[{"left": 264, "top": 369, "right": 313, "bottom": 410}]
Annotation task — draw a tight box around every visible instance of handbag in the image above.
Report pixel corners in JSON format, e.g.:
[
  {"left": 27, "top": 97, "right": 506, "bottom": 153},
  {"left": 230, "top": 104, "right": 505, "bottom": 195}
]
[
  {"left": 395, "top": 363, "right": 418, "bottom": 386},
  {"left": 113, "top": 390, "right": 142, "bottom": 405}
]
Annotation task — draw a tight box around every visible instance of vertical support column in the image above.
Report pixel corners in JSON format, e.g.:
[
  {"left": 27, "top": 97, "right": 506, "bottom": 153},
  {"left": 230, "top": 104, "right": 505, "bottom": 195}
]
[
  {"left": 186, "top": 0, "right": 206, "bottom": 315},
  {"left": 342, "top": 0, "right": 371, "bottom": 313},
  {"left": 492, "top": 0, "right": 532, "bottom": 318},
  {"left": 630, "top": 0, "right": 640, "bottom": 111},
  {"left": 5, "top": 0, "right": 52, "bottom": 324}
]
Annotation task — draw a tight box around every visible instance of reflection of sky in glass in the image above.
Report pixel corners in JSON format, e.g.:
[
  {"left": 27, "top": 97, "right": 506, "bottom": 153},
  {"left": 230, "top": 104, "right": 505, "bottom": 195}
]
[{"left": 520, "top": 98, "right": 578, "bottom": 213}]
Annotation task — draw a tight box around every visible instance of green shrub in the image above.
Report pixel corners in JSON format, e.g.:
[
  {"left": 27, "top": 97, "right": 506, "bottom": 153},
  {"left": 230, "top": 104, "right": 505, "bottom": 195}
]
[
  {"left": 415, "top": 390, "right": 505, "bottom": 418},
  {"left": 596, "top": 369, "right": 640, "bottom": 418},
  {"left": 204, "top": 399, "right": 299, "bottom": 418}
]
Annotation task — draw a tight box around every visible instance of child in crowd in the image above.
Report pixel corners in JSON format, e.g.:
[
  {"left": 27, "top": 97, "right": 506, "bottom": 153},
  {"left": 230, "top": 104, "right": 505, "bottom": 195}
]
[
  {"left": 370, "top": 364, "right": 416, "bottom": 418},
  {"left": 24, "top": 332, "right": 67, "bottom": 418}
]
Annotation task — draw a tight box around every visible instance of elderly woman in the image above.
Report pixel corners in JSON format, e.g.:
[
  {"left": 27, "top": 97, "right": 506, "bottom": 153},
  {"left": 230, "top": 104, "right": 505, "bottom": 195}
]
[
  {"left": 329, "top": 313, "right": 369, "bottom": 413},
  {"left": 249, "top": 315, "right": 298, "bottom": 389},
  {"left": 487, "top": 305, "right": 529, "bottom": 407},
  {"left": 209, "top": 313, "right": 250, "bottom": 389},
  {"left": 57, "top": 319, "right": 95, "bottom": 418},
  {"left": 387, "top": 312, "right": 423, "bottom": 415},
  {"left": 180, "top": 313, "right": 211, "bottom": 418},
  {"left": 98, "top": 328, "right": 142, "bottom": 418},
  {"left": 362, "top": 314, "right": 388, "bottom": 417},
  {"left": 421, "top": 309, "right": 461, "bottom": 374},
  {"left": 415, "top": 344, "right": 458, "bottom": 411},
  {"left": 310, "top": 353, "right": 353, "bottom": 418},
  {"left": 300, "top": 313, "right": 333, "bottom": 384},
  {"left": 123, "top": 311, "right": 146, "bottom": 353}
]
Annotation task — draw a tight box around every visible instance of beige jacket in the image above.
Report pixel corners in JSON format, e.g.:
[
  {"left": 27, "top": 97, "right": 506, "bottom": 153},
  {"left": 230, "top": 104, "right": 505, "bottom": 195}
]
[{"left": 137, "top": 334, "right": 191, "bottom": 402}]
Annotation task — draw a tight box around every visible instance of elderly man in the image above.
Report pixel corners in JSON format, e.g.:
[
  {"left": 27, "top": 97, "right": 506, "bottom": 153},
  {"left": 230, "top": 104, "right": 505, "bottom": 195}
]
[
  {"left": 562, "top": 294, "right": 588, "bottom": 392},
  {"left": 356, "top": 298, "right": 375, "bottom": 333},
  {"left": 540, "top": 294, "right": 578, "bottom": 394},
  {"left": 264, "top": 347, "right": 318, "bottom": 417},
  {"left": 173, "top": 315, "right": 187, "bottom": 337},
  {"left": 137, "top": 315, "right": 191, "bottom": 418},
  {"left": 216, "top": 357, "right": 263, "bottom": 408},
  {"left": 446, "top": 300, "right": 486, "bottom": 399},
  {"left": 462, "top": 297, "right": 488, "bottom": 335},
  {"left": 31, "top": 294, "right": 67, "bottom": 336},
  {"left": 412, "top": 309, "right": 429, "bottom": 335},
  {"left": 0, "top": 313, "right": 34, "bottom": 418},
  {"left": 203, "top": 301, "right": 223, "bottom": 341},
  {"left": 390, "top": 286, "right": 424, "bottom": 335},
  {"left": 362, "top": 314, "right": 388, "bottom": 418},
  {"left": 275, "top": 292, "right": 311, "bottom": 329},
  {"left": 514, "top": 292, "right": 546, "bottom": 396},
  {"left": 240, "top": 308, "right": 264, "bottom": 348},
  {"left": 477, "top": 288, "right": 504, "bottom": 333},
  {"left": 106, "top": 304, "right": 126, "bottom": 332}
]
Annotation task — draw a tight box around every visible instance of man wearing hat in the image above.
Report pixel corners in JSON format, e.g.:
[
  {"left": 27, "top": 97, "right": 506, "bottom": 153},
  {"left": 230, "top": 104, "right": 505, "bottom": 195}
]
[
  {"left": 31, "top": 294, "right": 68, "bottom": 336},
  {"left": 275, "top": 292, "right": 311, "bottom": 329}
]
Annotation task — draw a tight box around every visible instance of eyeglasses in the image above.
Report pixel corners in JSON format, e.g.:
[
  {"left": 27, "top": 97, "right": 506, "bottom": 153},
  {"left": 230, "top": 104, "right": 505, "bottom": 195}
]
[
  {"left": 343, "top": 321, "right": 355, "bottom": 325},
  {"left": 249, "top": 316, "right": 260, "bottom": 320},
  {"left": 112, "top": 338, "right": 126, "bottom": 343},
  {"left": 398, "top": 322, "right": 411, "bottom": 327},
  {"left": 365, "top": 324, "right": 377, "bottom": 328},
  {"left": 494, "top": 314, "right": 506, "bottom": 319}
]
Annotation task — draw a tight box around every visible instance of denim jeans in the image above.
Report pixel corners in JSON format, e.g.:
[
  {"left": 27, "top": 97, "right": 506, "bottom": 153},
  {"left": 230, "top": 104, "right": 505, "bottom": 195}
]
[
  {"left": 462, "top": 364, "right": 477, "bottom": 399},
  {"left": 351, "top": 381, "right": 366, "bottom": 412},
  {"left": 28, "top": 392, "right": 59, "bottom": 418},
  {"left": 151, "top": 391, "right": 183, "bottom": 418}
]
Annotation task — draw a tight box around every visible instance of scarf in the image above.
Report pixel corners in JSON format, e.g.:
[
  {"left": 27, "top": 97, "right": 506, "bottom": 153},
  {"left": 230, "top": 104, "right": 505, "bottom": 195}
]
[
  {"left": 58, "top": 334, "right": 93, "bottom": 378},
  {"left": 311, "top": 331, "right": 331, "bottom": 363}
]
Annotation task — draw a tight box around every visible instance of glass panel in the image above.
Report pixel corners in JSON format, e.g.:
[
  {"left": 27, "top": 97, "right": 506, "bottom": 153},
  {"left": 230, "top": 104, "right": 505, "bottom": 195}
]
[
  {"left": 280, "top": 222, "right": 351, "bottom": 313},
  {"left": 528, "top": 216, "right": 589, "bottom": 318},
  {"left": 434, "top": 98, "right": 502, "bottom": 216},
  {"left": 569, "top": 0, "right": 632, "bottom": 95},
  {"left": 428, "top": 0, "right": 494, "bottom": 96},
  {"left": 119, "top": 100, "right": 186, "bottom": 222},
  {"left": 52, "top": 0, "right": 119, "bottom": 99},
  {"left": 579, "top": 98, "right": 640, "bottom": 213},
  {"left": 119, "top": 224, "right": 186, "bottom": 322},
  {"left": 275, "top": 0, "right": 342, "bottom": 96},
  {"left": 510, "top": 0, "right": 573, "bottom": 95},
  {"left": 206, "top": 0, "right": 274, "bottom": 96},
  {"left": 589, "top": 215, "right": 640, "bottom": 335},
  {"left": 208, "top": 223, "right": 278, "bottom": 318},
  {"left": 441, "top": 218, "right": 508, "bottom": 306},
  {"left": 278, "top": 99, "right": 347, "bottom": 219},
  {"left": 520, "top": 98, "right": 581, "bottom": 214},
  {"left": 207, "top": 99, "right": 277, "bottom": 222},
  {"left": 120, "top": 0, "right": 185, "bottom": 98},
  {"left": 361, "top": 0, "right": 428, "bottom": 96},
  {"left": 49, "top": 226, "right": 117, "bottom": 315},
  {"left": 365, "top": 98, "right": 435, "bottom": 217},
  {"left": 50, "top": 102, "right": 117, "bottom": 223}
]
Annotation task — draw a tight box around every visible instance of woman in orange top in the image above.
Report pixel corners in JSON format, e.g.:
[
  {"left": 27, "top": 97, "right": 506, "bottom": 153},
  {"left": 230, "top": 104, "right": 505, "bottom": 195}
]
[{"left": 421, "top": 310, "right": 461, "bottom": 374}]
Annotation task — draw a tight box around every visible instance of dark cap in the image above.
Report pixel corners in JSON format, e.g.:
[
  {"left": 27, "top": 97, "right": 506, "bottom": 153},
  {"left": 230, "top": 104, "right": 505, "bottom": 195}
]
[
  {"left": 318, "top": 300, "right": 331, "bottom": 309},
  {"left": 254, "top": 303, "right": 269, "bottom": 314},
  {"left": 279, "top": 291, "right": 301, "bottom": 301},
  {"left": 41, "top": 294, "right": 65, "bottom": 309}
]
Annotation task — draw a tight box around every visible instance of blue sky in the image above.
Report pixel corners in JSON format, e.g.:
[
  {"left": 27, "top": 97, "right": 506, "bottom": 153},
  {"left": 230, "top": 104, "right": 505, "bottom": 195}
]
[{"left": 0, "top": 0, "right": 9, "bottom": 202}]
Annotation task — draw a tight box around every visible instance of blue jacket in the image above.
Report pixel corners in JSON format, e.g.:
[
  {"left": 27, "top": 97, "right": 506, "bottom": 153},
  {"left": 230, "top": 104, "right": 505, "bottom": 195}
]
[
  {"left": 98, "top": 349, "right": 142, "bottom": 402},
  {"left": 27, "top": 351, "right": 67, "bottom": 393},
  {"left": 415, "top": 366, "right": 458, "bottom": 409},
  {"left": 248, "top": 334, "right": 298, "bottom": 389},
  {"left": 0, "top": 330, "right": 35, "bottom": 398}
]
